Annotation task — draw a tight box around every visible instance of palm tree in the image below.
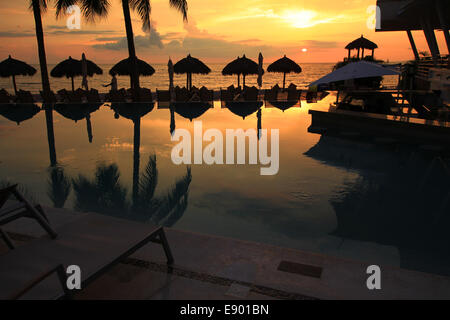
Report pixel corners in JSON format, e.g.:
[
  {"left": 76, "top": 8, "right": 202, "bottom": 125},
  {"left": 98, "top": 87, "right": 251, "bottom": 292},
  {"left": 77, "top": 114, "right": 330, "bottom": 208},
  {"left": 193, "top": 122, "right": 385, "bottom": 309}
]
[
  {"left": 57, "top": 0, "right": 188, "bottom": 92},
  {"left": 30, "top": 0, "right": 57, "bottom": 165}
]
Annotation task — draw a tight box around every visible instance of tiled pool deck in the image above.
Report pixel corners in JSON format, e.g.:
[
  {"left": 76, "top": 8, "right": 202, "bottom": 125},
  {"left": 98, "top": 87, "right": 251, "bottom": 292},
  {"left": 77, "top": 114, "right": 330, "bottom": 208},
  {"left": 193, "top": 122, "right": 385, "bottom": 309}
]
[{"left": 2, "top": 204, "right": 450, "bottom": 300}]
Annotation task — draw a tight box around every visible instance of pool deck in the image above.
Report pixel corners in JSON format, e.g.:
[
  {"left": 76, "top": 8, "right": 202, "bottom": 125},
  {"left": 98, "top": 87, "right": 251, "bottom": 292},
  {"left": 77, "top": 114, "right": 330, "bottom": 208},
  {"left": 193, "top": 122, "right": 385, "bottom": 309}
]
[
  {"left": 2, "top": 204, "right": 450, "bottom": 300},
  {"left": 309, "top": 109, "right": 450, "bottom": 146}
]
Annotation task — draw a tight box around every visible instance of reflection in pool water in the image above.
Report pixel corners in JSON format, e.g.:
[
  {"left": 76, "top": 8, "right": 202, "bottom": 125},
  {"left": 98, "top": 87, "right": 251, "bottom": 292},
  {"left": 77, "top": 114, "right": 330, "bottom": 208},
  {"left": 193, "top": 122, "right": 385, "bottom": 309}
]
[{"left": 0, "top": 95, "right": 449, "bottom": 276}]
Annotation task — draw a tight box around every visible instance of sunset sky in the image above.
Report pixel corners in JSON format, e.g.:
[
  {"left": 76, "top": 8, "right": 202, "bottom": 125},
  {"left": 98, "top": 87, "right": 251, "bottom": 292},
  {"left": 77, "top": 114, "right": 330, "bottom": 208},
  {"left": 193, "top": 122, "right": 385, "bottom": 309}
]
[{"left": 0, "top": 0, "right": 448, "bottom": 64}]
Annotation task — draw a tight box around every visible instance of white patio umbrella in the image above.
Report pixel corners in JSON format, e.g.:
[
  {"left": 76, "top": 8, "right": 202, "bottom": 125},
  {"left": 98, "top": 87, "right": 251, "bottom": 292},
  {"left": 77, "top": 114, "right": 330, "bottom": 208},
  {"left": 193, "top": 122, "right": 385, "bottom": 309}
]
[
  {"left": 168, "top": 58, "right": 175, "bottom": 101},
  {"left": 309, "top": 61, "right": 399, "bottom": 87},
  {"left": 257, "top": 52, "right": 263, "bottom": 88},
  {"left": 81, "top": 53, "right": 89, "bottom": 90}
]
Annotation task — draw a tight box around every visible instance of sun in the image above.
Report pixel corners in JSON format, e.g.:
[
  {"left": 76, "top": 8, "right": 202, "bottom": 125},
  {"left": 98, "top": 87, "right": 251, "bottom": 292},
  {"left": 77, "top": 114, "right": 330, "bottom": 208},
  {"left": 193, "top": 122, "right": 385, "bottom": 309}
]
[
  {"left": 282, "top": 10, "right": 318, "bottom": 28},
  {"left": 302, "top": 48, "right": 308, "bottom": 53}
]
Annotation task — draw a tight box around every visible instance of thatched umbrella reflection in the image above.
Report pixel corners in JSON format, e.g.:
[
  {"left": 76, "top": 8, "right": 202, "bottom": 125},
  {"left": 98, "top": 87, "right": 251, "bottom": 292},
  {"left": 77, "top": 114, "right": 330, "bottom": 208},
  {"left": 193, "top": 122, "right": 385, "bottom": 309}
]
[
  {"left": 222, "top": 55, "right": 262, "bottom": 87},
  {"left": 0, "top": 56, "right": 36, "bottom": 94},
  {"left": 169, "top": 102, "right": 212, "bottom": 135},
  {"left": 51, "top": 56, "right": 102, "bottom": 92},
  {"left": 110, "top": 57, "right": 155, "bottom": 89},
  {"left": 54, "top": 103, "right": 101, "bottom": 143},
  {"left": 173, "top": 54, "right": 211, "bottom": 90},
  {"left": 225, "top": 101, "right": 263, "bottom": 119},
  {"left": 0, "top": 103, "right": 40, "bottom": 125},
  {"left": 267, "top": 100, "right": 298, "bottom": 111},
  {"left": 267, "top": 55, "right": 302, "bottom": 90}
]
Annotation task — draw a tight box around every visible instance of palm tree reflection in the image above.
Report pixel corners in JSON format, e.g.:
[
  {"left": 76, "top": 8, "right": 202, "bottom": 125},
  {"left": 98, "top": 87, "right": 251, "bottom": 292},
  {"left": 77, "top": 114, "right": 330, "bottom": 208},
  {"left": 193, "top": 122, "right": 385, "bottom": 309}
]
[{"left": 47, "top": 102, "right": 192, "bottom": 226}]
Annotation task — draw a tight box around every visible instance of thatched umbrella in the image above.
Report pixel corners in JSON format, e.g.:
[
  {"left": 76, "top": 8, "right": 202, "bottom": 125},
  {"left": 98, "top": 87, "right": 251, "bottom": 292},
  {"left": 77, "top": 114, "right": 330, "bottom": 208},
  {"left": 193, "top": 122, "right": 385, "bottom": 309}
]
[
  {"left": 109, "top": 57, "right": 155, "bottom": 89},
  {"left": 51, "top": 56, "right": 103, "bottom": 92},
  {"left": 173, "top": 54, "right": 211, "bottom": 90},
  {"left": 0, "top": 55, "right": 36, "bottom": 94},
  {"left": 345, "top": 35, "right": 378, "bottom": 59},
  {"left": 267, "top": 55, "right": 302, "bottom": 90},
  {"left": 0, "top": 103, "right": 40, "bottom": 125},
  {"left": 222, "top": 55, "right": 262, "bottom": 87}
]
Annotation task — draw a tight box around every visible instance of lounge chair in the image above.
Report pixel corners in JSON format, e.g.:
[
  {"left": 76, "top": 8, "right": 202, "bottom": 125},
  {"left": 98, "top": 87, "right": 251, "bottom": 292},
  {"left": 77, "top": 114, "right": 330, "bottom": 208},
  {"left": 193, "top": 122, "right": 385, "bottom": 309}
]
[
  {"left": 15, "top": 90, "right": 34, "bottom": 103},
  {"left": 0, "top": 184, "right": 57, "bottom": 250},
  {"left": 264, "top": 88, "right": 277, "bottom": 101},
  {"left": 175, "top": 87, "right": 189, "bottom": 102},
  {"left": 0, "top": 211, "right": 174, "bottom": 299},
  {"left": 243, "top": 86, "right": 259, "bottom": 101},
  {"left": 139, "top": 88, "right": 153, "bottom": 103},
  {"left": 40, "top": 91, "right": 57, "bottom": 104},
  {"left": 109, "top": 89, "right": 126, "bottom": 103},
  {"left": 199, "top": 87, "right": 213, "bottom": 101},
  {"left": 0, "top": 89, "right": 13, "bottom": 103},
  {"left": 57, "top": 89, "right": 70, "bottom": 103},
  {"left": 156, "top": 89, "right": 171, "bottom": 102},
  {"left": 86, "top": 89, "right": 101, "bottom": 103}
]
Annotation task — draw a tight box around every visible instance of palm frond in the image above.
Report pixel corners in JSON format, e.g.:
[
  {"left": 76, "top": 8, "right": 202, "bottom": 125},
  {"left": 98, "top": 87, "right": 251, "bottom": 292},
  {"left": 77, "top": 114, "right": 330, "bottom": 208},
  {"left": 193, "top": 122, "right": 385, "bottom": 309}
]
[
  {"left": 54, "top": 0, "right": 77, "bottom": 18},
  {"left": 162, "top": 191, "right": 188, "bottom": 227},
  {"left": 152, "top": 166, "right": 191, "bottom": 223},
  {"left": 169, "top": 0, "right": 188, "bottom": 21},
  {"left": 130, "top": 0, "right": 151, "bottom": 31},
  {"left": 139, "top": 155, "right": 158, "bottom": 204},
  {"left": 47, "top": 166, "right": 71, "bottom": 208},
  {"left": 80, "top": 0, "right": 110, "bottom": 21},
  {"left": 72, "top": 174, "right": 98, "bottom": 212}
]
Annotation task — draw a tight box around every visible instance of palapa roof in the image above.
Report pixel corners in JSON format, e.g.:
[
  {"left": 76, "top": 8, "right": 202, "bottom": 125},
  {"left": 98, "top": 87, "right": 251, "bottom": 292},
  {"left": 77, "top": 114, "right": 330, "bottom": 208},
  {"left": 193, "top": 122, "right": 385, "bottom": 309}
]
[
  {"left": 345, "top": 36, "right": 378, "bottom": 50},
  {"left": 267, "top": 55, "right": 302, "bottom": 74},
  {"left": 109, "top": 57, "right": 155, "bottom": 77},
  {"left": 222, "top": 55, "right": 262, "bottom": 76},
  {"left": 0, "top": 56, "right": 36, "bottom": 78},
  {"left": 51, "top": 56, "right": 103, "bottom": 78},
  {"left": 173, "top": 55, "right": 211, "bottom": 75}
]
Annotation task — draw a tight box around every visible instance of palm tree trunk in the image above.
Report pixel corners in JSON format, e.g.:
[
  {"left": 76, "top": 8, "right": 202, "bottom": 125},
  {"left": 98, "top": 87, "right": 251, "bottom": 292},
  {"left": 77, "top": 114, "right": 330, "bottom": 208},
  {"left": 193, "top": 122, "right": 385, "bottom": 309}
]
[
  {"left": 121, "top": 0, "right": 140, "bottom": 95},
  {"left": 132, "top": 117, "right": 141, "bottom": 211},
  {"left": 31, "top": 0, "right": 56, "bottom": 166},
  {"left": 31, "top": 0, "right": 51, "bottom": 97},
  {"left": 12, "top": 75, "right": 17, "bottom": 95}
]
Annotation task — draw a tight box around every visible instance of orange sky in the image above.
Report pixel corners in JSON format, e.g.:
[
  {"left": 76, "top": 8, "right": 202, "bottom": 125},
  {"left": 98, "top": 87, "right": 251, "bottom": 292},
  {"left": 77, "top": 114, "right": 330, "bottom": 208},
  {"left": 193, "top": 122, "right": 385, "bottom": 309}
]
[{"left": 0, "top": 0, "right": 448, "bottom": 64}]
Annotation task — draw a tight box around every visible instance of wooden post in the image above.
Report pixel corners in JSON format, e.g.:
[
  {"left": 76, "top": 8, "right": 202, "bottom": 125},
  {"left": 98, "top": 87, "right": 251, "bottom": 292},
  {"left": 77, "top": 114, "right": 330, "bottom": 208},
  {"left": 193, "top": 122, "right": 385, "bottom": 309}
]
[
  {"left": 186, "top": 74, "right": 189, "bottom": 89},
  {"left": 12, "top": 75, "right": 17, "bottom": 95},
  {"left": 421, "top": 16, "right": 440, "bottom": 63},
  {"left": 357, "top": 48, "right": 361, "bottom": 59},
  {"left": 362, "top": 48, "right": 365, "bottom": 59},
  {"left": 237, "top": 74, "right": 240, "bottom": 88},
  {"left": 407, "top": 30, "right": 420, "bottom": 60},
  {"left": 348, "top": 49, "right": 351, "bottom": 60},
  {"left": 283, "top": 72, "right": 286, "bottom": 90},
  {"left": 243, "top": 74, "right": 246, "bottom": 87},
  {"left": 71, "top": 77, "right": 75, "bottom": 93},
  {"left": 437, "top": 0, "right": 450, "bottom": 54}
]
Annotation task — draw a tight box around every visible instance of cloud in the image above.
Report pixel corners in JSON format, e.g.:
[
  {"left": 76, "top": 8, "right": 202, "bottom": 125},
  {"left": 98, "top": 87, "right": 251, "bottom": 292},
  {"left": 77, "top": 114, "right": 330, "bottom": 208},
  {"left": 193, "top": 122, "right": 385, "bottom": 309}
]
[
  {"left": 0, "top": 31, "right": 34, "bottom": 38},
  {"left": 301, "top": 40, "right": 341, "bottom": 49},
  {"left": 93, "top": 21, "right": 164, "bottom": 50}
]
